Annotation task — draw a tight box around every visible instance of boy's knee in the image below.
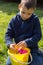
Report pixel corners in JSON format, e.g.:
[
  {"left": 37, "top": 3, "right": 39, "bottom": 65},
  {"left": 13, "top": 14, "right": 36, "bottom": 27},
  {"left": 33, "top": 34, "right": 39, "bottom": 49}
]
[
  {"left": 6, "top": 62, "right": 11, "bottom": 65},
  {"left": 6, "top": 56, "right": 12, "bottom": 65}
]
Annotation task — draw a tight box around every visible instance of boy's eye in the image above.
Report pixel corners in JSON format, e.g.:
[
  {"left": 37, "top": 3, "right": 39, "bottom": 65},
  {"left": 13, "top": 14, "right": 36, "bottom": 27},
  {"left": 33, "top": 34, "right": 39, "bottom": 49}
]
[
  {"left": 21, "top": 11, "right": 25, "bottom": 14},
  {"left": 21, "top": 11, "right": 31, "bottom": 15},
  {"left": 28, "top": 13, "right": 31, "bottom": 15}
]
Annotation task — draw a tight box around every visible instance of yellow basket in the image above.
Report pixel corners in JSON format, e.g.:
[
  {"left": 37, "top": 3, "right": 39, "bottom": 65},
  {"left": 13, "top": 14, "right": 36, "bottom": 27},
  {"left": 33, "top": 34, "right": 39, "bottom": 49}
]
[{"left": 8, "top": 48, "right": 32, "bottom": 65}]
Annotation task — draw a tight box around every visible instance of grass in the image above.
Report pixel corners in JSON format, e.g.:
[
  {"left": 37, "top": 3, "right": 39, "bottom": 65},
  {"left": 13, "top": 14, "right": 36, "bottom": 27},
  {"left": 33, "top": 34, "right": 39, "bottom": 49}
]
[{"left": 0, "top": 1, "right": 43, "bottom": 65}]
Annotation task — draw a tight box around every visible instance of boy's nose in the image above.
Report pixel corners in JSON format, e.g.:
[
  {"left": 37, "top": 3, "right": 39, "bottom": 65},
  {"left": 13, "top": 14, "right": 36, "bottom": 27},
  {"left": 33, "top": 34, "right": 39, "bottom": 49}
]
[{"left": 24, "top": 15, "right": 28, "bottom": 18}]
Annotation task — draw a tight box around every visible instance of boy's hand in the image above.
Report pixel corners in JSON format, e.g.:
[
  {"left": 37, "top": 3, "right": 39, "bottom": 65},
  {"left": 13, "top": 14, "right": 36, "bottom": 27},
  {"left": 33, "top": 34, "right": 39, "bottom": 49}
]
[
  {"left": 9, "top": 43, "right": 16, "bottom": 52},
  {"left": 8, "top": 41, "right": 27, "bottom": 52},
  {"left": 15, "top": 41, "right": 27, "bottom": 49}
]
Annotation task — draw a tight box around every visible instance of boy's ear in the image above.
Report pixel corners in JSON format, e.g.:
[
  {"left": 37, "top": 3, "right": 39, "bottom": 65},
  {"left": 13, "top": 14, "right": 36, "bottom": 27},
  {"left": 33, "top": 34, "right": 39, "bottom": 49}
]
[
  {"left": 18, "top": 4, "right": 22, "bottom": 10},
  {"left": 35, "top": 8, "right": 36, "bottom": 10},
  {"left": 31, "top": 7, "right": 36, "bottom": 12},
  {"left": 33, "top": 7, "right": 36, "bottom": 10}
]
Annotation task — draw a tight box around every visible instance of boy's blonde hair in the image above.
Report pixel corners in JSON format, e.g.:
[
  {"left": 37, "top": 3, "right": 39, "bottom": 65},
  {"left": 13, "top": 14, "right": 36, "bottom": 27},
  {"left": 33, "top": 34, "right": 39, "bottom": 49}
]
[{"left": 20, "top": 0, "right": 37, "bottom": 9}]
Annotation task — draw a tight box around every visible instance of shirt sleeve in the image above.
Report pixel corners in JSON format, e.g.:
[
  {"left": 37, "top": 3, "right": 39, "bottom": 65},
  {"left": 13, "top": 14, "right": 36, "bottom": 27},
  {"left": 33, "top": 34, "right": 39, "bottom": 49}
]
[
  {"left": 5, "top": 18, "right": 15, "bottom": 46},
  {"left": 24, "top": 17, "right": 42, "bottom": 49}
]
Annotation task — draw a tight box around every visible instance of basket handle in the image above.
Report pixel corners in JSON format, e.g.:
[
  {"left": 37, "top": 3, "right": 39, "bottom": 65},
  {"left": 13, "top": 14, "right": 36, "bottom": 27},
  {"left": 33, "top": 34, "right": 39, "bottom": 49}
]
[{"left": 10, "top": 53, "right": 33, "bottom": 64}]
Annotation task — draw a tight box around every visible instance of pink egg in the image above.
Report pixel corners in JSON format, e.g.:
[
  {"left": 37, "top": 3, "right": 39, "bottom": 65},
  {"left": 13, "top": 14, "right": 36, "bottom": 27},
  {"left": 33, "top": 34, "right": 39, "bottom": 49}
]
[
  {"left": 22, "top": 50, "right": 27, "bottom": 54},
  {"left": 18, "top": 48, "right": 28, "bottom": 54}
]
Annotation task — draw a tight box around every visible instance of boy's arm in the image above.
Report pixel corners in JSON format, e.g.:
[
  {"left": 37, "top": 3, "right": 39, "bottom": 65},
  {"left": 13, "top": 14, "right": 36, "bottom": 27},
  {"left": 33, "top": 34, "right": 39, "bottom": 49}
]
[
  {"left": 5, "top": 18, "right": 15, "bottom": 48},
  {"left": 24, "top": 17, "right": 42, "bottom": 49}
]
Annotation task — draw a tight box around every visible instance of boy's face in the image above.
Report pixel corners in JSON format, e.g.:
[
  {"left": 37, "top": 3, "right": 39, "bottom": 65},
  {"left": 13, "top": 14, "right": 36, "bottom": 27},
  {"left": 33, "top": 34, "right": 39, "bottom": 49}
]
[{"left": 19, "top": 4, "right": 34, "bottom": 20}]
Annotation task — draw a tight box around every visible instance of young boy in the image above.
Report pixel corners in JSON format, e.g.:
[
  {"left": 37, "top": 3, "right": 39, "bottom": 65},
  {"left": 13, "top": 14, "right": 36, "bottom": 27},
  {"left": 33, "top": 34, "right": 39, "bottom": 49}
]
[{"left": 5, "top": 0, "right": 43, "bottom": 65}]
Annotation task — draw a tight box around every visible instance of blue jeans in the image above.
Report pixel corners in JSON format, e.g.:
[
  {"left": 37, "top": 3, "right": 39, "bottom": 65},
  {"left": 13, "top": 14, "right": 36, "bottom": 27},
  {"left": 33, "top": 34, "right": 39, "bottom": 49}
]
[
  {"left": 6, "top": 49, "right": 43, "bottom": 65},
  {"left": 6, "top": 56, "right": 12, "bottom": 65}
]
